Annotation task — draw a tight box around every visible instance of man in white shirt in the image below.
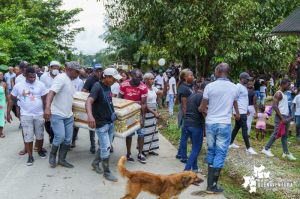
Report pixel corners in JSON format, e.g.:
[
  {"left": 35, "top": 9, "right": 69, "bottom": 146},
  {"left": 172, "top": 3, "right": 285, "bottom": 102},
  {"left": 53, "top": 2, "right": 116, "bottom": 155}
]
[
  {"left": 40, "top": 61, "right": 61, "bottom": 146},
  {"left": 199, "top": 63, "right": 239, "bottom": 194},
  {"left": 44, "top": 61, "right": 81, "bottom": 168},
  {"left": 168, "top": 71, "right": 177, "bottom": 117},
  {"left": 229, "top": 72, "right": 257, "bottom": 155},
  {"left": 7, "top": 67, "right": 47, "bottom": 166},
  {"left": 155, "top": 69, "right": 165, "bottom": 108},
  {"left": 15, "top": 61, "right": 39, "bottom": 85},
  {"left": 111, "top": 79, "right": 120, "bottom": 98}
]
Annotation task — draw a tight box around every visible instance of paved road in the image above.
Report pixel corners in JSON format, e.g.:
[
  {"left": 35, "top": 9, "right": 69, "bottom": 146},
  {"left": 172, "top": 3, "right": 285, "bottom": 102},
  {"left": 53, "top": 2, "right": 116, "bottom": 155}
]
[{"left": 0, "top": 115, "right": 225, "bottom": 199}]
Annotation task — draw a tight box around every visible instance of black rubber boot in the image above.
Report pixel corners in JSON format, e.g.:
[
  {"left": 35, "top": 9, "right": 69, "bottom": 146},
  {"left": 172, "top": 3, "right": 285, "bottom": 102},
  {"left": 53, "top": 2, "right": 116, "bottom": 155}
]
[
  {"left": 296, "top": 126, "right": 300, "bottom": 140},
  {"left": 102, "top": 156, "right": 118, "bottom": 182},
  {"left": 91, "top": 149, "right": 103, "bottom": 174},
  {"left": 206, "top": 166, "right": 224, "bottom": 194},
  {"left": 58, "top": 145, "right": 74, "bottom": 168},
  {"left": 71, "top": 128, "right": 79, "bottom": 148},
  {"left": 89, "top": 130, "right": 96, "bottom": 154},
  {"left": 49, "top": 145, "right": 59, "bottom": 167}
]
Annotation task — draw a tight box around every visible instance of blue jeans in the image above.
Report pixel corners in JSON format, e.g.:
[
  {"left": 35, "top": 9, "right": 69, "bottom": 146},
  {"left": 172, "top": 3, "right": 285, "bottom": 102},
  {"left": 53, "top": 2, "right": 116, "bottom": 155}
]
[
  {"left": 254, "top": 90, "right": 260, "bottom": 104},
  {"left": 260, "top": 92, "right": 266, "bottom": 105},
  {"left": 176, "top": 117, "right": 192, "bottom": 160},
  {"left": 51, "top": 115, "right": 74, "bottom": 147},
  {"left": 169, "top": 94, "right": 174, "bottom": 115},
  {"left": 184, "top": 127, "right": 204, "bottom": 171},
  {"left": 95, "top": 123, "right": 115, "bottom": 159},
  {"left": 129, "top": 113, "right": 146, "bottom": 137},
  {"left": 206, "top": 123, "right": 232, "bottom": 168},
  {"left": 296, "top": 116, "right": 300, "bottom": 127}
]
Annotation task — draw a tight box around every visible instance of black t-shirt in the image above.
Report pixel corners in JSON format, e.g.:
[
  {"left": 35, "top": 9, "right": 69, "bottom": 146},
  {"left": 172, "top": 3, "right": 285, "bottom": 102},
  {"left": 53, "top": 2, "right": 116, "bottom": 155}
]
[
  {"left": 254, "top": 81, "right": 261, "bottom": 90},
  {"left": 177, "top": 83, "right": 193, "bottom": 103},
  {"left": 297, "top": 65, "right": 300, "bottom": 84},
  {"left": 89, "top": 81, "right": 114, "bottom": 128},
  {"left": 37, "top": 72, "right": 43, "bottom": 79},
  {"left": 184, "top": 92, "right": 205, "bottom": 129},
  {"left": 248, "top": 91, "right": 256, "bottom": 105},
  {"left": 83, "top": 74, "right": 99, "bottom": 92}
]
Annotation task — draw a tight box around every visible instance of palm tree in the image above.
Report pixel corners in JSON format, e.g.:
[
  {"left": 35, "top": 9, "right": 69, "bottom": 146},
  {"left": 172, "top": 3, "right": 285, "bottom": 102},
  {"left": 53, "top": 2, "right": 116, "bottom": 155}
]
[{"left": 101, "top": 29, "right": 145, "bottom": 68}]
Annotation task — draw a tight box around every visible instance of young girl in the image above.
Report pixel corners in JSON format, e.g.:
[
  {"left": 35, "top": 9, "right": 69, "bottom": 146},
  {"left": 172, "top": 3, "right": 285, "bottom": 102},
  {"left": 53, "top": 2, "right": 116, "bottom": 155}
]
[{"left": 256, "top": 105, "right": 269, "bottom": 142}]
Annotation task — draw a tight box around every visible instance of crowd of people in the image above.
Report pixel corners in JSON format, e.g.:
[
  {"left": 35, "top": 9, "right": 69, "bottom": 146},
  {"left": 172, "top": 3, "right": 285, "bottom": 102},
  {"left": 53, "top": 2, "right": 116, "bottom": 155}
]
[{"left": 0, "top": 58, "right": 299, "bottom": 194}]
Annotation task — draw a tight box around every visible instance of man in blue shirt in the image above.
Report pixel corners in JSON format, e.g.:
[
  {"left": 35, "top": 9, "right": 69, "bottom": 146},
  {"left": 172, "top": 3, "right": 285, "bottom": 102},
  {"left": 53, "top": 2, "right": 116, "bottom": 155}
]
[{"left": 4, "top": 67, "right": 16, "bottom": 94}]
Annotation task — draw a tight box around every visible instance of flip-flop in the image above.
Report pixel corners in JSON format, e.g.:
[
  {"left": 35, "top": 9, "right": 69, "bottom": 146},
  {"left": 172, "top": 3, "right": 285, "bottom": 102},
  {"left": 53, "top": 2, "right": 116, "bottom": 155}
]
[
  {"left": 0, "top": 134, "right": 5, "bottom": 138},
  {"left": 33, "top": 147, "right": 47, "bottom": 152},
  {"left": 149, "top": 152, "right": 159, "bottom": 156},
  {"left": 19, "top": 149, "right": 27, "bottom": 155}
]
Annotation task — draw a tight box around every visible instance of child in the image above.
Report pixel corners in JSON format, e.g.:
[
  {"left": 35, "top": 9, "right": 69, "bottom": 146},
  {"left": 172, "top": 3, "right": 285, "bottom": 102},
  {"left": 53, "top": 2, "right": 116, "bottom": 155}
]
[
  {"left": 292, "top": 91, "right": 300, "bottom": 140},
  {"left": 259, "top": 81, "right": 267, "bottom": 105},
  {"left": 256, "top": 105, "right": 268, "bottom": 142}
]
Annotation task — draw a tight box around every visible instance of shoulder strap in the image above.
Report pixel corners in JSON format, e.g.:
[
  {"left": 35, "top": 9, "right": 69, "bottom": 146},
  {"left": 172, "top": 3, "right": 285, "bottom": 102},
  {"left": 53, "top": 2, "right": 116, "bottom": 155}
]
[
  {"left": 97, "top": 82, "right": 114, "bottom": 114},
  {"left": 188, "top": 92, "right": 201, "bottom": 102}
]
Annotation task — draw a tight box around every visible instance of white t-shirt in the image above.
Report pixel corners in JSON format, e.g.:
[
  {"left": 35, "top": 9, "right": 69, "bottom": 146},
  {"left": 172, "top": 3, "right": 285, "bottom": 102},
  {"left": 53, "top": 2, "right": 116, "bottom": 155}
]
[
  {"left": 168, "top": 77, "right": 177, "bottom": 95},
  {"left": 293, "top": 95, "right": 300, "bottom": 116},
  {"left": 40, "top": 72, "right": 56, "bottom": 89},
  {"left": 155, "top": 75, "right": 164, "bottom": 89},
  {"left": 73, "top": 77, "right": 84, "bottom": 91},
  {"left": 15, "top": 73, "right": 39, "bottom": 85},
  {"left": 260, "top": 86, "right": 267, "bottom": 93},
  {"left": 233, "top": 83, "right": 249, "bottom": 115},
  {"left": 50, "top": 73, "right": 75, "bottom": 118},
  {"left": 111, "top": 82, "right": 120, "bottom": 95},
  {"left": 11, "top": 80, "right": 47, "bottom": 116},
  {"left": 147, "top": 87, "right": 158, "bottom": 104},
  {"left": 203, "top": 79, "right": 238, "bottom": 124}
]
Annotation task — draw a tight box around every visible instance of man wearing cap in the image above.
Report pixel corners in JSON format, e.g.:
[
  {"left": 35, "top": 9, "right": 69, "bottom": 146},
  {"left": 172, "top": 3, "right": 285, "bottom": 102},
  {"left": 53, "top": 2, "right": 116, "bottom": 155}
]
[
  {"left": 44, "top": 61, "right": 81, "bottom": 168},
  {"left": 229, "top": 72, "right": 257, "bottom": 155},
  {"left": 40, "top": 61, "right": 61, "bottom": 146},
  {"left": 74, "top": 64, "right": 103, "bottom": 153},
  {"left": 86, "top": 68, "right": 122, "bottom": 182},
  {"left": 155, "top": 69, "right": 165, "bottom": 108}
]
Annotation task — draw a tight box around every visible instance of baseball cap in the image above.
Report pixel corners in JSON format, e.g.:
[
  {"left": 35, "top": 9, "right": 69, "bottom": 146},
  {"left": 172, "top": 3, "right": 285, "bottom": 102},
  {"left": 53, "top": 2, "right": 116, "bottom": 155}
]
[
  {"left": 19, "top": 61, "right": 30, "bottom": 68},
  {"left": 94, "top": 64, "right": 103, "bottom": 70},
  {"left": 103, "top": 68, "right": 122, "bottom": 80},
  {"left": 49, "top": 61, "right": 61, "bottom": 67},
  {"left": 159, "top": 69, "right": 163, "bottom": 73},
  {"left": 68, "top": 61, "right": 82, "bottom": 72},
  {"left": 239, "top": 72, "right": 252, "bottom": 80}
]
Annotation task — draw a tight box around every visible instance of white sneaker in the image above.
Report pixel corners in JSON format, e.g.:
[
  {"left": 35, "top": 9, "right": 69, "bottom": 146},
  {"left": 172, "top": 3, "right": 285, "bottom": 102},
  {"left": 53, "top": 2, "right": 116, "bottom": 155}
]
[
  {"left": 262, "top": 148, "right": 274, "bottom": 157},
  {"left": 228, "top": 143, "right": 240, "bottom": 149},
  {"left": 246, "top": 147, "right": 257, "bottom": 155},
  {"left": 290, "top": 121, "right": 295, "bottom": 125},
  {"left": 282, "top": 153, "right": 296, "bottom": 160}
]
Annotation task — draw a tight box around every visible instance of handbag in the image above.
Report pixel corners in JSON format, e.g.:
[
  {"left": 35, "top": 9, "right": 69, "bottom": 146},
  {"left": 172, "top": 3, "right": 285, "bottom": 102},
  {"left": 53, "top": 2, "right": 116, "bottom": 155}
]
[{"left": 97, "top": 82, "right": 119, "bottom": 121}]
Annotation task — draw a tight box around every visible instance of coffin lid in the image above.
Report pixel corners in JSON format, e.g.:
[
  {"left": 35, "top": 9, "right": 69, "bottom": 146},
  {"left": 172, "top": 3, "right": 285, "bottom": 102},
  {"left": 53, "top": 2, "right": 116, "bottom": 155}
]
[{"left": 73, "top": 91, "right": 136, "bottom": 108}]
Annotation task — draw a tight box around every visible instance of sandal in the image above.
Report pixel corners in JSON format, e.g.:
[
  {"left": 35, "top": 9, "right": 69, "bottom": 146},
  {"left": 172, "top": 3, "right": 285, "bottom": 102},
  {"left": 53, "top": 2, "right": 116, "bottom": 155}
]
[
  {"left": 255, "top": 138, "right": 259, "bottom": 141},
  {"left": 261, "top": 139, "right": 265, "bottom": 142},
  {"left": 33, "top": 147, "right": 47, "bottom": 152},
  {"left": 192, "top": 169, "right": 202, "bottom": 173},
  {"left": 149, "top": 151, "right": 159, "bottom": 156},
  {"left": 19, "top": 148, "right": 27, "bottom": 155},
  {"left": 0, "top": 134, "right": 5, "bottom": 138}
]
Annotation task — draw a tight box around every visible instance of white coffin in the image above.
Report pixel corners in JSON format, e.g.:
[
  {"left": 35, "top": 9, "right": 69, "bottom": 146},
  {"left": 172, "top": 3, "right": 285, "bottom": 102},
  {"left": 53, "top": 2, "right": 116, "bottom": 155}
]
[{"left": 72, "top": 91, "right": 141, "bottom": 138}]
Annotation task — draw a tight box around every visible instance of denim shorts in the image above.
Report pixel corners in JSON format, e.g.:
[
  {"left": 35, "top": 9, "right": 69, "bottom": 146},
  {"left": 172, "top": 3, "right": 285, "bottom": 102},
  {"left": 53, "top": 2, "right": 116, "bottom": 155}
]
[
  {"left": 128, "top": 128, "right": 146, "bottom": 138},
  {"left": 21, "top": 115, "right": 45, "bottom": 142}
]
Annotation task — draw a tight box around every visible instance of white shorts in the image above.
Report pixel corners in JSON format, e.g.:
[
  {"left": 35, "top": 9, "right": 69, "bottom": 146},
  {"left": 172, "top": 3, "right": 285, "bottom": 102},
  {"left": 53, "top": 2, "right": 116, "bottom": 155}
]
[{"left": 21, "top": 115, "right": 45, "bottom": 142}]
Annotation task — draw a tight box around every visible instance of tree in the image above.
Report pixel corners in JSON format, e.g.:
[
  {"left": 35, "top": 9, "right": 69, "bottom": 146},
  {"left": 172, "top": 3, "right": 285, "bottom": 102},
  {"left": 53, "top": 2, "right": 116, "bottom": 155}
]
[
  {"left": 100, "top": 0, "right": 300, "bottom": 79},
  {"left": 101, "top": 29, "right": 146, "bottom": 68},
  {"left": 0, "top": 0, "right": 84, "bottom": 66}
]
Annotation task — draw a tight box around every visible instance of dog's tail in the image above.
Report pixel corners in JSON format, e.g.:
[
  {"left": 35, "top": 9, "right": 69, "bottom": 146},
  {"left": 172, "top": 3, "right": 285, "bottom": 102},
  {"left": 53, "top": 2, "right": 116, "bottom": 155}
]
[{"left": 117, "top": 156, "right": 132, "bottom": 179}]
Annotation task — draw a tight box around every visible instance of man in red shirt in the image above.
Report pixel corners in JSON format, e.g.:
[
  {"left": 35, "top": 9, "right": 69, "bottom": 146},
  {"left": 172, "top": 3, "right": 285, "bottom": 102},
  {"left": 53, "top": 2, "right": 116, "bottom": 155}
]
[{"left": 119, "top": 69, "right": 148, "bottom": 164}]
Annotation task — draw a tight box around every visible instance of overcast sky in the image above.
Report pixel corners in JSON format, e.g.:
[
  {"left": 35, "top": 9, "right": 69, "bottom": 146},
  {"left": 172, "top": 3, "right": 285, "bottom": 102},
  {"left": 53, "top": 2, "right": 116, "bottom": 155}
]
[{"left": 61, "top": 0, "right": 108, "bottom": 55}]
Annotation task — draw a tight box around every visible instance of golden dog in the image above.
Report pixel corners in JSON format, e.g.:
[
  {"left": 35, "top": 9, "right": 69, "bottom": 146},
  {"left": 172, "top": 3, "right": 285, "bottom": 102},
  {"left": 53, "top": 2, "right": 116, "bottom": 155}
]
[{"left": 118, "top": 156, "right": 204, "bottom": 199}]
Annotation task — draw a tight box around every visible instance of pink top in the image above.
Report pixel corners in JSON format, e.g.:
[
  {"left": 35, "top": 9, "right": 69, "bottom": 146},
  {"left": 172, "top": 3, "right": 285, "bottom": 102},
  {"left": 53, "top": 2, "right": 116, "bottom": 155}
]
[{"left": 257, "top": 113, "right": 268, "bottom": 123}]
